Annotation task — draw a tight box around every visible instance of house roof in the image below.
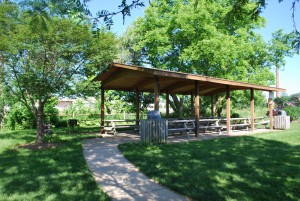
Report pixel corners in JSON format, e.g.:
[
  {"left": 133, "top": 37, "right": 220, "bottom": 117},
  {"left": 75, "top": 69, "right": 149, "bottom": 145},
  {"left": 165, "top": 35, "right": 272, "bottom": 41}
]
[{"left": 93, "top": 63, "right": 285, "bottom": 96}]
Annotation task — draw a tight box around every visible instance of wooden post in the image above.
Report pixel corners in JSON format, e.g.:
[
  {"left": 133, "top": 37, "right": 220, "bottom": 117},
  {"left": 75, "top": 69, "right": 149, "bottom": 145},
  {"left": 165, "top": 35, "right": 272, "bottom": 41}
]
[
  {"left": 191, "top": 93, "right": 194, "bottom": 118},
  {"left": 211, "top": 94, "right": 214, "bottom": 118},
  {"left": 101, "top": 85, "right": 105, "bottom": 133},
  {"left": 166, "top": 91, "right": 170, "bottom": 118},
  {"left": 154, "top": 76, "right": 160, "bottom": 111},
  {"left": 195, "top": 81, "right": 200, "bottom": 137},
  {"left": 250, "top": 88, "right": 255, "bottom": 131},
  {"left": 268, "top": 98, "right": 274, "bottom": 130},
  {"left": 136, "top": 89, "right": 140, "bottom": 127},
  {"left": 276, "top": 66, "right": 280, "bottom": 98},
  {"left": 226, "top": 86, "right": 231, "bottom": 134}
]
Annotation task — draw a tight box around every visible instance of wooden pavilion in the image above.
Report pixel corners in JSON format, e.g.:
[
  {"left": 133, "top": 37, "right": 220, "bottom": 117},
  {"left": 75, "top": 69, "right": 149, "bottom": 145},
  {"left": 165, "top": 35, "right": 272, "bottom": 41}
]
[{"left": 93, "top": 63, "right": 286, "bottom": 136}]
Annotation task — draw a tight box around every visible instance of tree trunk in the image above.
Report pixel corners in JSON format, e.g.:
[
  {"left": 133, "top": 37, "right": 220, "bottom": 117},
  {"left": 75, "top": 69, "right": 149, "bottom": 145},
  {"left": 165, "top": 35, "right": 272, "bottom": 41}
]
[
  {"left": 35, "top": 109, "right": 45, "bottom": 144},
  {"left": 170, "top": 94, "right": 184, "bottom": 118}
]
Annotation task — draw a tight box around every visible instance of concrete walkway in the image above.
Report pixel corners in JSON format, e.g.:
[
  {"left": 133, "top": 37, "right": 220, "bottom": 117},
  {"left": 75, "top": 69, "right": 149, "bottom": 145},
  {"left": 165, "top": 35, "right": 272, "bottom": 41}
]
[
  {"left": 83, "top": 129, "right": 273, "bottom": 200},
  {"left": 83, "top": 133, "right": 189, "bottom": 201}
]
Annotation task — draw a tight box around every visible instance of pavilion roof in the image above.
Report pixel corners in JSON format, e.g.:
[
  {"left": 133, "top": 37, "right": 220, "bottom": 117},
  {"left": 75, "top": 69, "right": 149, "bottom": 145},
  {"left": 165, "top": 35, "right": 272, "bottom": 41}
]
[{"left": 93, "top": 63, "right": 285, "bottom": 96}]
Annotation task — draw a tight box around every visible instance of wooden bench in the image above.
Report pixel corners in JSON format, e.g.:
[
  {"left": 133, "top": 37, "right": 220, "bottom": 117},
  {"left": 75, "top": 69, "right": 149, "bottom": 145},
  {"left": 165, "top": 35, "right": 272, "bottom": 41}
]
[
  {"left": 168, "top": 120, "right": 195, "bottom": 139},
  {"left": 253, "top": 117, "right": 269, "bottom": 129},
  {"left": 219, "top": 117, "right": 269, "bottom": 131},
  {"left": 199, "top": 119, "right": 223, "bottom": 134},
  {"left": 104, "top": 120, "right": 139, "bottom": 135},
  {"left": 219, "top": 118, "right": 251, "bottom": 131}
]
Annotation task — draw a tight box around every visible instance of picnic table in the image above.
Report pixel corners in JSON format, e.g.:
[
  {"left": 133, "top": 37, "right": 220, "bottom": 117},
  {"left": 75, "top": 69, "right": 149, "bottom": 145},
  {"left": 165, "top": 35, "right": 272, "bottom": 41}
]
[
  {"left": 103, "top": 120, "right": 139, "bottom": 134},
  {"left": 167, "top": 119, "right": 222, "bottom": 136},
  {"left": 219, "top": 117, "right": 269, "bottom": 131}
]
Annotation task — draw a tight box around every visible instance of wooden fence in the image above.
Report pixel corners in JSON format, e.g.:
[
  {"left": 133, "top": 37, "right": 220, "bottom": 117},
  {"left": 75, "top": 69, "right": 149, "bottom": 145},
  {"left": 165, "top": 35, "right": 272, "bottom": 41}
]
[
  {"left": 140, "top": 119, "right": 168, "bottom": 143},
  {"left": 274, "top": 116, "right": 290, "bottom": 130}
]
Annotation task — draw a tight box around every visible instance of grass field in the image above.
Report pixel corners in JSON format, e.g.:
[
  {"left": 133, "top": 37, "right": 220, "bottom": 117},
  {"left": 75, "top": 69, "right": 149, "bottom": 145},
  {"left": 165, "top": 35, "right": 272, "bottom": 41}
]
[
  {"left": 0, "top": 128, "right": 109, "bottom": 201},
  {"left": 119, "top": 123, "right": 300, "bottom": 201}
]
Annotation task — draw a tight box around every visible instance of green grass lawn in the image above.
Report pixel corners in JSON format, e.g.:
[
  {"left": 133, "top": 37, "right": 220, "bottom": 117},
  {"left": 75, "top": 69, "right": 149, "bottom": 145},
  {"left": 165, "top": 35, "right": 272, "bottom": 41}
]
[
  {"left": 119, "top": 123, "right": 300, "bottom": 201},
  {"left": 0, "top": 128, "right": 110, "bottom": 201}
]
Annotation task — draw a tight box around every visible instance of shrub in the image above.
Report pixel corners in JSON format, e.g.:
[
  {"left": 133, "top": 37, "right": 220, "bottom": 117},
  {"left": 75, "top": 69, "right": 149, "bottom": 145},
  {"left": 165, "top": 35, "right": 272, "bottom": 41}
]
[
  {"left": 5, "top": 98, "right": 59, "bottom": 129},
  {"left": 231, "top": 113, "right": 240, "bottom": 118},
  {"left": 284, "top": 106, "right": 300, "bottom": 121}
]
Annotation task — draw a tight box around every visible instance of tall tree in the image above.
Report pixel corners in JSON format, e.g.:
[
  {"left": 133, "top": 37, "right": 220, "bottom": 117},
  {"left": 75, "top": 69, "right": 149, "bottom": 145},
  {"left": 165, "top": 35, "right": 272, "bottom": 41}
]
[
  {"left": 121, "top": 0, "right": 274, "bottom": 115},
  {"left": 269, "top": 29, "right": 296, "bottom": 97},
  {"left": 0, "top": 1, "right": 116, "bottom": 143}
]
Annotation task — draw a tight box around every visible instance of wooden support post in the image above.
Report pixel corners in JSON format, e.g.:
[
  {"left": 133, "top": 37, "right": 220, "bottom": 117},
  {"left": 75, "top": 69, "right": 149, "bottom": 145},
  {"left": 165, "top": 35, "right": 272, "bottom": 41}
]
[
  {"left": 250, "top": 88, "right": 255, "bottom": 131},
  {"left": 101, "top": 85, "right": 105, "bottom": 133},
  {"left": 226, "top": 86, "right": 231, "bottom": 134},
  {"left": 268, "top": 97, "right": 274, "bottom": 130},
  {"left": 195, "top": 81, "right": 200, "bottom": 137},
  {"left": 154, "top": 76, "right": 160, "bottom": 111},
  {"left": 136, "top": 89, "right": 140, "bottom": 127},
  {"left": 211, "top": 94, "right": 214, "bottom": 118},
  {"left": 166, "top": 91, "right": 170, "bottom": 118},
  {"left": 191, "top": 93, "right": 194, "bottom": 118}
]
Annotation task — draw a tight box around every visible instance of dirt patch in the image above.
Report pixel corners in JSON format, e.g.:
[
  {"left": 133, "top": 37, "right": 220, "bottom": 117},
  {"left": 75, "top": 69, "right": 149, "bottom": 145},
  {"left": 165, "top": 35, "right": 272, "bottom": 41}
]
[{"left": 18, "top": 142, "right": 59, "bottom": 150}]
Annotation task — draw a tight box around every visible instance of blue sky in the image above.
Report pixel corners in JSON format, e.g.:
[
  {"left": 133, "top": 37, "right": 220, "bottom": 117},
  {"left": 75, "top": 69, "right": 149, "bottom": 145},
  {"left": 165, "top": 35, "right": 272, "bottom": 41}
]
[{"left": 89, "top": 1, "right": 299, "bottom": 95}]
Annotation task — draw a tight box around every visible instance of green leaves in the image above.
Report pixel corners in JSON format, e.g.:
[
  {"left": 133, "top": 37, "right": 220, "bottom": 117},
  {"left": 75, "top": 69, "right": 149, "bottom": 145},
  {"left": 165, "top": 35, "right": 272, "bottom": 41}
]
[
  {"left": 269, "top": 29, "right": 297, "bottom": 68},
  {"left": 126, "top": 0, "right": 272, "bottom": 85},
  {"left": 0, "top": 1, "right": 117, "bottom": 141}
]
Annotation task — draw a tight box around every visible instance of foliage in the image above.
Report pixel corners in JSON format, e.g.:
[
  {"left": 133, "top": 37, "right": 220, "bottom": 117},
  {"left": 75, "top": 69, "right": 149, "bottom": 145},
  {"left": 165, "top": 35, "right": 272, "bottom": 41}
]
[
  {"left": 0, "top": 128, "right": 110, "bottom": 201},
  {"left": 119, "top": 123, "right": 300, "bottom": 200},
  {"left": 6, "top": 103, "right": 36, "bottom": 130},
  {"left": 274, "top": 93, "right": 300, "bottom": 107},
  {"left": 0, "top": 1, "right": 116, "bottom": 142},
  {"left": 268, "top": 29, "right": 297, "bottom": 68},
  {"left": 119, "top": 0, "right": 277, "bottom": 116},
  {"left": 284, "top": 106, "right": 300, "bottom": 121},
  {"left": 5, "top": 98, "right": 59, "bottom": 130},
  {"left": 62, "top": 98, "right": 100, "bottom": 126},
  {"left": 130, "top": 0, "right": 271, "bottom": 80},
  {"left": 274, "top": 93, "right": 300, "bottom": 120}
]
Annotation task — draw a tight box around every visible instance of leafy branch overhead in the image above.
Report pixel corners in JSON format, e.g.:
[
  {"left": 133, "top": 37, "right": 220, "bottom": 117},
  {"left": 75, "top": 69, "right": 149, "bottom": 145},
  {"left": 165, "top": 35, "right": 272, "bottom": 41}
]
[{"left": 94, "top": 0, "right": 145, "bottom": 28}]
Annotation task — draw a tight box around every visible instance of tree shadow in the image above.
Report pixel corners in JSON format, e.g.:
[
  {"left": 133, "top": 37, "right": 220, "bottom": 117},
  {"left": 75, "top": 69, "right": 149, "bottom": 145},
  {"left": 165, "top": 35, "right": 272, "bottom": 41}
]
[
  {"left": 0, "top": 135, "right": 109, "bottom": 200},
  {"left": 119, "top": 136, "right": 300, "bottom": 200}
]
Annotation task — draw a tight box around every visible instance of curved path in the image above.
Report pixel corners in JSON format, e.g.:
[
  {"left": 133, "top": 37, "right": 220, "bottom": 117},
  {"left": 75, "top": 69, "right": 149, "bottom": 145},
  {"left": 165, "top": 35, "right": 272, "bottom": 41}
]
[
  {"left": 83, "top": 133, "right": 189, "bottom": 201},
  {"left": 83, "top": 129, "right": 271, "bottom": 200}
]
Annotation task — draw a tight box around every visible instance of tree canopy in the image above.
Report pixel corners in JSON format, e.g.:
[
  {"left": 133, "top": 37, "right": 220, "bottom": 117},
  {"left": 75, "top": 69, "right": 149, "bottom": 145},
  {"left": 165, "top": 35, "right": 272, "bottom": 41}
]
[
  {"left": 118, "top": 0, "right": 289, "bottom": 116},
  {"left": 126, "top": 0, "right": 273, "bottom": 84},
  {"left": 0, "top": 1, "right": 117, "bottom": 143}
]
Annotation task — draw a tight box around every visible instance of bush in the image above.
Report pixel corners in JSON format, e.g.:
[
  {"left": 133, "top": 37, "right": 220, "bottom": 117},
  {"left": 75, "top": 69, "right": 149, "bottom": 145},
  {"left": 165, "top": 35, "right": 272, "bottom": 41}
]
[
  {"left": 54, "top": 118, "right": 68, "bottom": 128},
  {"left": 231, "top": 113, "right": 240, "bottom": 118},
  {"left": 5, "top": 98, "right": 59, "bottom": 129},
  {"left": 284, "top": 106, "right": 300, "bottom": 121},
  {"left": 6, "top": 103, "right": 36, "bottom": 129}
]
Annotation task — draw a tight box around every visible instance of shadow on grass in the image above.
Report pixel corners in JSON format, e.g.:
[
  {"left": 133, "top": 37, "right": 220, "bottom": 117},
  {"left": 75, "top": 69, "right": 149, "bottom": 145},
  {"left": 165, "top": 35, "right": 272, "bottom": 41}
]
[
  {"left": 119, "top": 136, "right": 300, "bottom": 201},
  {"left": 0, "top": 129, "right": 109, "bottom": 201},
  {"left": 0, "top": 129, "right": 36, "bottom": 142}
]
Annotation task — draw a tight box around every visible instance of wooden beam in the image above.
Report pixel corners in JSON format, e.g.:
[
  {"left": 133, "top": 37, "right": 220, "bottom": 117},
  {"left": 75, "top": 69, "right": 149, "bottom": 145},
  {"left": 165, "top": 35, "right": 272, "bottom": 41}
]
[
  {"left": 101, "top": 85, "right": 105, "bottom": 133},
  {"left": 109, "top": 63, "right": 286, "bottom": 92},
  {"left": 136, "top": 89, "right": 140, "bottom": 127},
  {"left": 96, "top": 63, "right": 286, "bottom": 94},
  {"left": 134, "top": 78, "right": 153, "bottom": 90},
  {"left": 250, "top": 88, "right": 255, "bottom": 131},
  {"left": 102, "top": 69, "right": 130, "bottom": 87},
  {"left": 195, "top": 81, "right": 200, "bottom": 137},
  {"left": 154, "top": 76, "right": 160, "bottom": 111},
  {"left": 163, "top": 81, "right": 189, "bottom": 93},
  {"left": 226, "top": 86, "right": 231, "bottom": 134},
  {"left": 166, "top": 91, "right": 170, "bottom": 117}
]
